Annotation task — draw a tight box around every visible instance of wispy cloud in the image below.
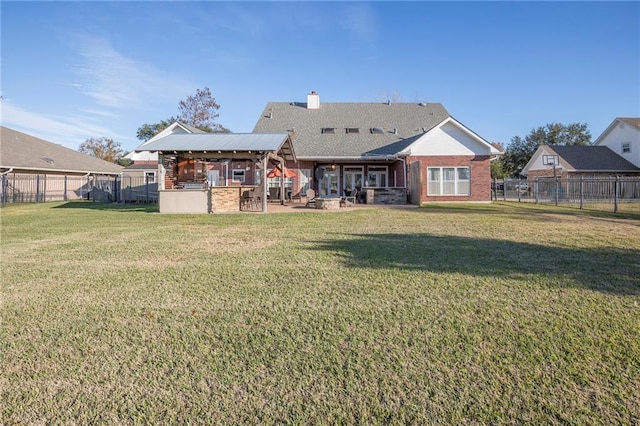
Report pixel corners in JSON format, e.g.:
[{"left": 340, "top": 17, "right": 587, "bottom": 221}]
[
  {"left": 340, "top": 3, "right": 378, "bottom": 46},
  {"left": 1, "top": 101, "right": 126, "bottom": 150},
  {"left": 72, "top": 36, "right": 191, "bottom": 110}
]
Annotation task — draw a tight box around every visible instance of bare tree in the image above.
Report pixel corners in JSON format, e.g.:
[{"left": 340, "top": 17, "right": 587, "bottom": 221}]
[{"left": 178, "top": 87, "right": 228, "bottom": 132}]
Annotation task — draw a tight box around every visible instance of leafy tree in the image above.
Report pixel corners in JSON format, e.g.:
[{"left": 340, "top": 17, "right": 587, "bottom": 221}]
[
  {"left": 500, "top": 123, "right": 591, "bottom": 177},
  {"left": 490, "top": 142, "right": 506, "bottom": 179},
  {"left": 136, "top": 87, "right": 229, "bottom": 142},
  {"left": 78, "top": 137, "right": 124, "bottom": 163},
  {"left": 136, "top": 119, "right": 175, "bottom": 142}
]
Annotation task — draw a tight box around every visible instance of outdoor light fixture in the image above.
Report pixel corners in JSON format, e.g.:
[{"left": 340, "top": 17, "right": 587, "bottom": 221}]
[{"left": 331, "top": 164, "right": 336, "bottom": 170}]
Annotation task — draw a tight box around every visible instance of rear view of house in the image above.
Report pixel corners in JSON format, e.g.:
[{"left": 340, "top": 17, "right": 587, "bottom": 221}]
[{"left": 253, "top": 91, "right": 500, "bottom": 205}]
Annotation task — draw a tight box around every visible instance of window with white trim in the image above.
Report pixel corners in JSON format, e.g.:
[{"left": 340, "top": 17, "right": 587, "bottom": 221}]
[
  {"left": 427, "top": 167, "right": 470, "bottom": 195},
  {"left": 145, "top": 171, "right": 156, "bottom": 183},
  {"left": 622, "top": 142, "right": 631, "bottom": 154},
  {"left": 232, "top": 169, "right": 246, "bottom": 183}
]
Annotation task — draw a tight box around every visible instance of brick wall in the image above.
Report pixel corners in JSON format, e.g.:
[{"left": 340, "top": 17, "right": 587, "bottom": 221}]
[{"left": 408, "top": 155, "right": 492, "bottom": 203}]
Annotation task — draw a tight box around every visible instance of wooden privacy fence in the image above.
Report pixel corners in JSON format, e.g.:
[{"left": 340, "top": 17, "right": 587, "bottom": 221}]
[{"left": 1, "top": 173, "right": 158, "bottom": 207}]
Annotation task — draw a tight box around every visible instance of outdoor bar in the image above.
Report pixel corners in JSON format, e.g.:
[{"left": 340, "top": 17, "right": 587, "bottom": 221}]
[{"left": 134, "top": 133, "right": 296, "bottom": 214}]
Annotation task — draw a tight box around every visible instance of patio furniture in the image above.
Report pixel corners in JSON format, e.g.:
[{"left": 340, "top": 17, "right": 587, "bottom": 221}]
[
  {"left": 343, "top": 188, "right": 356, "bottom": 206},
  {"left": 240, "top": 190, "right": 252, "bottom": 210},
  {"left": 268, "top": 187, "right": 280, "bottom": 203},
  {"left": 305, "top": 188, "right": 317, "bottom": 208}
]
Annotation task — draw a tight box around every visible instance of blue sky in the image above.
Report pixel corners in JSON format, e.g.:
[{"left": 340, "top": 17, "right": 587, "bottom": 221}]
[{"left": 2, "top": 1, "right": 638, "bottom": 153}]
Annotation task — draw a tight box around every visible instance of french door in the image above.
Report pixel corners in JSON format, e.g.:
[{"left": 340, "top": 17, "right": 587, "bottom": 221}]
[
  {"left": 343, "top": 167, "right": 364, "bottom": 192},
  {"left": 318, "top": 170, "right": 340, "bottom": 197}
]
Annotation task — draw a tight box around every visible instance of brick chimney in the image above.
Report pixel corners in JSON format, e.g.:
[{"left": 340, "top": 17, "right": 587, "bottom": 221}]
[{"left": 307, "top": 91, "right": 320, "bottom": 109}]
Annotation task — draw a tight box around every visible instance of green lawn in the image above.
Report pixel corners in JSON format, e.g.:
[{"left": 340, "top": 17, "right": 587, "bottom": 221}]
[{"left": 2, "top": 201, "right": 639, "bottom": 424}]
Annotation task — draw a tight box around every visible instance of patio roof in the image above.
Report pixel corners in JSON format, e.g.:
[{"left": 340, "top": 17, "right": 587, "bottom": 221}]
[{"left": 134, "top": 133, "right": 295, "bottom": 162}]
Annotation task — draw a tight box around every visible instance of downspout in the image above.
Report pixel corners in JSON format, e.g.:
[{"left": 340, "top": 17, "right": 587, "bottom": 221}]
[{"left": 1, "top": 168, "right": 14, "bottom": 176}]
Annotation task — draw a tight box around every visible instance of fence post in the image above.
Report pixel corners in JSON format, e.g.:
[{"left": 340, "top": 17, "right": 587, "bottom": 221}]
[
  {"left": 64, "top": 175, "right": 68, "bottom": 201},
  {"left": 554, "top": 176, "right": 559, "bottom": 206},
  {"left": 534, "top": 177, "right": 538, "bottom": 203},
  {"left": 36, "top": 174, "right": 41, "bottom": 203},
  {"left": 492, "top": 178, "right": 495, "bottom": 201},
  {"left": 145, "top": 173, "right": 150, "bottom": 203},
  {"left": 614, "top": 176, "right": 619, "bottom": 213},
  {"left": 517, "top": 178, "right": 521, "bottom": 202},
  {"left": 1, "top": 174, "right": 6, "bottom": 207},
  {"left": 579, "top": 176, "right": 584, "bottom": 209}
]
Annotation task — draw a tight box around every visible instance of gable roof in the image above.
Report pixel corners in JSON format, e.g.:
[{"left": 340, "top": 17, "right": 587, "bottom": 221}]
[
  {"left": 402, "top": 116, "right": 501, "bottom": 156},
  {"left": 125, "top": 121, "right": 207, "bottom": 160},
  {"left": 134, "top": 133, "right": 296, "bottom": 161},
  {"left": 522, "top": 144, "right": 640, "bottom": 175},
  {"left": 252, "top": 101, "right": 451, "bottom": 159},
  {"left": 549, "top": 145, "right": 639, "bottom": 171},
  {"left": 594, "top": 117, "right": 640, "bottom": 145},
  {"left": 1, "top": 126, "right": 123, "bottom": 175}
]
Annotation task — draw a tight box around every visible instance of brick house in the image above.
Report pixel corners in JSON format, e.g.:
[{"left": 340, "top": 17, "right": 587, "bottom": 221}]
[{"left": 252, "top": 91, "right": 501, "bottom": 205}]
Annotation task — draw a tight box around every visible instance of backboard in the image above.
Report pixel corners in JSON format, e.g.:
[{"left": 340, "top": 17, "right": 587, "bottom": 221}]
[{"left": 542, "top": 155, "right": 559, "bottom": 166}]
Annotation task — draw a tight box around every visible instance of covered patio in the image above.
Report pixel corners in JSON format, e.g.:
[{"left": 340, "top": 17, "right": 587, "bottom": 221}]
[{"left": 134, "top": 133, "right": 295, "bottom": 213}]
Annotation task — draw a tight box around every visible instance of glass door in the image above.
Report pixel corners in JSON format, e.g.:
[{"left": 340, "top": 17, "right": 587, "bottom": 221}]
[
  {"left": 343, "top": 167, "right": 363, "bottom": 193},
  {"left": 319, "top": 170, "right": 340, "bottom": 197}
]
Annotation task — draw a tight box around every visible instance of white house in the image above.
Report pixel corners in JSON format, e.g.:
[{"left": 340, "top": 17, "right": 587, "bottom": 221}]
[{"left": 594, "top": 117, "right": 640, "bottom": 168}]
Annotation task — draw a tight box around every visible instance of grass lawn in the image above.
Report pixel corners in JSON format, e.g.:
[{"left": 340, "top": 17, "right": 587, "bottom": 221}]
[{"left": 2, "top": 201, "right": 639, "bottom": 424}]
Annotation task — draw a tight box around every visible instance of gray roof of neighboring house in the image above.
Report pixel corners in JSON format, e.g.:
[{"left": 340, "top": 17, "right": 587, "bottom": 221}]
[
  {"left": 252, "top": 102, "right": 450, "bottom": 159},
  {"left": 1, "top": 126, "right": 124, "bottom": 175},
  {"left": 134, "top": 133, "right": 295, "bottom": 160},
  {"left": 123, "top": 163, "right": 158, "bottom": 170},
  {"left": 549, "top": 145, "right": 640, "bottom": 172},
  {"left": 618, "top": 117, "right": 640, "bottom": 128}
]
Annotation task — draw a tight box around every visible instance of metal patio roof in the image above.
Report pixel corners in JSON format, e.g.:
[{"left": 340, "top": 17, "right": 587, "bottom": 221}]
[{"left": 134, "top": 133, "right": 295, "bottom": 161}]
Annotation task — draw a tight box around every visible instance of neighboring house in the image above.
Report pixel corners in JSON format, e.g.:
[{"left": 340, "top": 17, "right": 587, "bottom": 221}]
[
  {"left": 521, "top": 145, "right": 640, "bottom": 179},
  {"left": 252, "top": 91, "right": 500, "bottom": 204},
  {"left": 124, "top": 121, "right": 206, "bottom": 165},
  {"left": 1, "top": 126, "right": 123, "bottom": 202},
  {"left": 593, "top": 117, "right": 640, "bottom": 168}
]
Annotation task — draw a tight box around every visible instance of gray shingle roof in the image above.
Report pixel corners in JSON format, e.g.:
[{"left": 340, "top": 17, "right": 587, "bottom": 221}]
[
  {"left": 1, "top": 126, "right": 123, "bottom": 175},
  {"left": 618, "top": 117, "right": 640, "bottom": 129},
  {"left": 549, "top": 145, "right": 640, "bottom": 172},
  {"left": 252, "top": 102, "right": 450, "bottom": 159}
]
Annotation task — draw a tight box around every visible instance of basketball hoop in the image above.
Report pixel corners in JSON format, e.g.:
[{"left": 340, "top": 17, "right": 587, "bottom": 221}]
[{"left": 542, "top": 155, "right": 558, "bottom": 166}]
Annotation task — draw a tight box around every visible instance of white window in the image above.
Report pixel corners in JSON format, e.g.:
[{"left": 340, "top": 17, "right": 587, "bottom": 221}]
[
  {"left": 622, "top": 142, "right": 631, "bottom": 154},
  {"left": 232, "top": 169, "right": 246, "bottom": 183},
  {"left": 367, "top": 166, "right": 387, "bottom": 187},
  {"left": 427, "top": 167, "right": 470, "bottom": 196},
  {"left": 145, "top": 171, "right": 156, "bottom": 183}
]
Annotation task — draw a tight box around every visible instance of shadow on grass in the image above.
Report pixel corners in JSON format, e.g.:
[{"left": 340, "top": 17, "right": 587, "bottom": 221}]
[
  {"left": 53, "top": 201, "right": 158, "bottom": 213},
  {"left": 418, "top": 202, "right": 640, "bottom": 221},
  {"left": 310, "top": 233, "right": 640, "bottom": 296}
]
